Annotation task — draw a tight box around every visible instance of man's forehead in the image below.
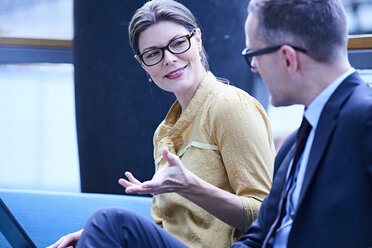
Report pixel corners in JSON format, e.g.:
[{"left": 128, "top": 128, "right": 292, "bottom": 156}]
[
  {"left": 246, "top": 14, "right": 257, "bottom": 32},
  {"left": 244, "top": 14, "right": 257, "bottom": 48}
]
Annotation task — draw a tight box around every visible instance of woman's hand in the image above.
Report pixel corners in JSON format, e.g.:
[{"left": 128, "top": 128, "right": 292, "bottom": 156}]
[
  {"left": 118, "top": 148, "right": 191, "bottom": 195},
  {"left": 119, "top": 148, "right": 245, "bottom": 231},
  {"left": 47, "top": 229, "right": 83, "bottom": 248}
]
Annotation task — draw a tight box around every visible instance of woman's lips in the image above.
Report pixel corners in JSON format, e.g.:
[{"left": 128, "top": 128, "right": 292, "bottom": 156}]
[{"left": 165, "top": 65, "right": 187, "bottom": 79}]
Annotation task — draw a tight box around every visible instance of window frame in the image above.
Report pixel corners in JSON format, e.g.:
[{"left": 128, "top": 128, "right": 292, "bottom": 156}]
[
  {"left": 347, "top": 35, "right": 372, "bottom": 70},
  {"left": 0, "top": 37, "right": 72, "bottom": 64}
]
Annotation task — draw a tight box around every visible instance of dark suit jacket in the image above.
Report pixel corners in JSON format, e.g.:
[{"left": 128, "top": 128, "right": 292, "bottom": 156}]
[{"left": 232, "top": 72, "right": 372, "bottom": 248}]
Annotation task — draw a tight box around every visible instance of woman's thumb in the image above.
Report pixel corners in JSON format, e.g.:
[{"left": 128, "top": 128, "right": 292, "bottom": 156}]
[{"left": 162, "top": 148, "right": 178, "bottom": 165}]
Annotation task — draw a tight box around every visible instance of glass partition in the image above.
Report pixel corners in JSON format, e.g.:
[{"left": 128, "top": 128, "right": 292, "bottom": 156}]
[
  {"left": 343, "top": 0, "right": 372, "bottom": 35},
  {"left": 358, "top": 69, "right": 372, "bottom": 82},
  {"left": 0, "top": 0, "right": 73, "bottom": 39},
  {"left": 0, "top": 64, "right": 79, "bottom": 192}
]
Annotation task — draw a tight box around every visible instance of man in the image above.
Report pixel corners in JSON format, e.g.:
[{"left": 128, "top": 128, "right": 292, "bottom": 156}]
[{"left": 233, "top": 0, "right": 372, "bottom": 247}]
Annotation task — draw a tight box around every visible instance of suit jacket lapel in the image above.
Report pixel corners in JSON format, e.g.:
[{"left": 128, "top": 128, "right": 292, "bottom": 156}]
[
  {"left": 274, "top": 132, "right": 296, "bottom": 175},
  {"left": 297, "top": 72, "right": 362, "bottom": 207}
]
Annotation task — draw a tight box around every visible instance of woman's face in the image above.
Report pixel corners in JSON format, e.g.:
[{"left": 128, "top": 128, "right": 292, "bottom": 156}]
[{"left": 137, "top": 21, "right": 206, "bottom": 97}]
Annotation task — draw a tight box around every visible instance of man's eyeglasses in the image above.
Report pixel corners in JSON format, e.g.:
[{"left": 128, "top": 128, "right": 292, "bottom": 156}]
[
  {"left": 242, "top": 45, "right": 307, "bottom": 69},
  {"left": 136, "top": 29, "right": 196, "bottom": 67}
]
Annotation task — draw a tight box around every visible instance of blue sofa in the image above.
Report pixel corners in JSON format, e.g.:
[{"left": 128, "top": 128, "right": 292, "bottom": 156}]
[{"left": 0, "top": 188, "right": 153, "bottom": 247}]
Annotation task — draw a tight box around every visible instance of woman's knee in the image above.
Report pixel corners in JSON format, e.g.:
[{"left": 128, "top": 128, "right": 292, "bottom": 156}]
[{"left": 88, "top": 207, "right": 143, "bottom": 228}]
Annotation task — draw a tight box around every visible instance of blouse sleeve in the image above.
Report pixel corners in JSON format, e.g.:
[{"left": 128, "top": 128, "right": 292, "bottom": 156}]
[{"left": 210, "top": 88, "right": 275, "bottom": 231}]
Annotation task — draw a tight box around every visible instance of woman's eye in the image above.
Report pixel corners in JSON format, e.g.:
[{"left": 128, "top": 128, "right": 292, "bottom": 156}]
[
  {"left": 172, "top": 39, "right": 186, "bottom": 47},
  {"left": 145, "top": 50, "right": 160, "bottom": 59}
]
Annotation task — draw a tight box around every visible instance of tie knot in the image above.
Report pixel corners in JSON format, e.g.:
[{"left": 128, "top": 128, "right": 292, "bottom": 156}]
[{"left": 297, "top": 117, "right": 312, "bottom": 141}]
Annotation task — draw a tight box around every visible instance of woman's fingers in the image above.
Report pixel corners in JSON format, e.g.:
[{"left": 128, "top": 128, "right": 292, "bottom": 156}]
[
  {"left": 46, "top": 236, "right": 64, "bottom": 248},
  {"left": 118, "top": 171, "right": 143, "bottom": 188},
  {"left": 118, "top": 178, "right": 132, "bottom": 187},
  {"left": 125, "top": 171, "right": 142, "bottom": 184},
  {"left": 57, "top": 236, "right": 76, "bottom": 248},
  {"left": 47, "top": 229, "right": 83, "bottom": 248}
]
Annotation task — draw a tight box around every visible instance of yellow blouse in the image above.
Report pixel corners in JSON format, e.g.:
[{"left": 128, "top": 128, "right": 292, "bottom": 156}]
[{"left": 152, "top": 72, "right": 275, "bottom": 248}]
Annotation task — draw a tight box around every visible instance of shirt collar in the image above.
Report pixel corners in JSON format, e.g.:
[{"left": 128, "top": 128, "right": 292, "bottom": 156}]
[
  {"left": 304, "top": 68, "right": 355, "bottom": 128},
  {"left": 163, "top": 71, "right": 216, "bottom": 133}
]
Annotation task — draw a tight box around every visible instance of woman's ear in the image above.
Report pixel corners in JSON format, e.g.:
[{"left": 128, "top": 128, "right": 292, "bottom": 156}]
[
  {"left": 135, "top": 55, "right": 146, "bottom": 70},
  {"left": 195, "top": 28, "right": 202, "bottom": 52},
  {"left": 135, "top": 55, "right": 142, "bottom": 65}
]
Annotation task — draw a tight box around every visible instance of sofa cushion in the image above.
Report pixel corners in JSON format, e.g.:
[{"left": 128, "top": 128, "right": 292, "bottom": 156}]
[{"left": 0, "top": 189, "right": 152, "bottom": 247}]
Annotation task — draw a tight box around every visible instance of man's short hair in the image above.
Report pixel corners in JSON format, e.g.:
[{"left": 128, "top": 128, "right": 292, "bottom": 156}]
[{"left": 248, "top": 0, "right": 348, "bottom": 63}]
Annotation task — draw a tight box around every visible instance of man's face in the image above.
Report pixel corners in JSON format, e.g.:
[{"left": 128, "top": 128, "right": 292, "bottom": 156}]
[{"left": 244, "top": 13, "right": 297, "bottom": 107}]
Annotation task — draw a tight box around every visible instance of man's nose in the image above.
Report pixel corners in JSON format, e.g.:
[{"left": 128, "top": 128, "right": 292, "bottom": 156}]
[{"left": 251, "top": 57, "right": 259, "bottom": 73}]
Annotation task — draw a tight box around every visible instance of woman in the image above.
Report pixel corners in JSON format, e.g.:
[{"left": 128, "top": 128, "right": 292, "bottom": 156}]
[{"left": 49, "top": 0, "right": 275, "bottom": 247}]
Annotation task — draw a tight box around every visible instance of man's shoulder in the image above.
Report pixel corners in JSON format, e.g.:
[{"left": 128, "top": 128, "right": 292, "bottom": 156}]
[
  {"left": 352, "top": 81, "right": 372, "bottom": 99},
  {"left": 326, "top": 72, "right": 372, "bottom": 118},
  {"left": 342, "top": 80, "right": 372, "bottom": 116}
]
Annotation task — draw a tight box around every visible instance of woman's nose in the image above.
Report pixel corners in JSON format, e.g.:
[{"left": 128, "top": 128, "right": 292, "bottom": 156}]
[{"left": 163, "top": 49, "right": 178, "bottom": 65}]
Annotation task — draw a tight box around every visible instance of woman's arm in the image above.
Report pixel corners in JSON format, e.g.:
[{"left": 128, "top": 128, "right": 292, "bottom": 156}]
[{"left": 119, "top": 148, "right": 246, "bottom": 231}]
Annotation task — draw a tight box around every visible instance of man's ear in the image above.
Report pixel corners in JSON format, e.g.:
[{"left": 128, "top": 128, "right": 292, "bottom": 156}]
[{"left": 279, "top": 45, "right": 298, "bottom": 74}]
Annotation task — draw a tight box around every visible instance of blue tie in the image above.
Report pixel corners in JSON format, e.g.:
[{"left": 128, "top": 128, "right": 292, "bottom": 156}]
[{"left": 263, "top": 117, "right": 312, "bottom": 248}]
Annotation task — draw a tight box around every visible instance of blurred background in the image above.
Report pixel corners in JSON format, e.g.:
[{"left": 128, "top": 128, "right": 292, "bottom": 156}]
[{"left": 1, "top": 0, "right": 371, "bottom": 193}]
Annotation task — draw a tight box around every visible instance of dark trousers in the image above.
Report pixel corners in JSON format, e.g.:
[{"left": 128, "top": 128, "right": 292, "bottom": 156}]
[{"left": 76, "top": 208, "right": 188, "bottom": 248}]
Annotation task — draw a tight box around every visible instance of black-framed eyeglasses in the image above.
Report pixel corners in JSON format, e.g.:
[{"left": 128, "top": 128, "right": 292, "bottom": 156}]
[
  {"left": 242, "top": 45, "right": 307, "bottom": 69},
  {"left": 136, "top": 29, "right": 196, "bottom": 66}
]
